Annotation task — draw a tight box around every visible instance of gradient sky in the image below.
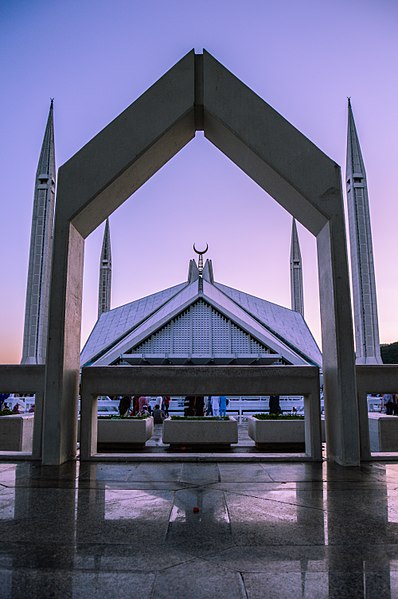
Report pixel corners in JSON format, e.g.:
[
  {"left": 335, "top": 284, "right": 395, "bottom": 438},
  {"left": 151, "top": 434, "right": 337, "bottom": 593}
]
[{"left": 1, "top": 0, "right": 397, "bottom": 364}]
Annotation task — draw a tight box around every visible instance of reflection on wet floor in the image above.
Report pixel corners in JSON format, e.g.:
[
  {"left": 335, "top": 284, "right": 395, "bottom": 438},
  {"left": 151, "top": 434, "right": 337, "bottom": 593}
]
[{"left": 1, "top": 460, "right": 398, "bottom": 597}]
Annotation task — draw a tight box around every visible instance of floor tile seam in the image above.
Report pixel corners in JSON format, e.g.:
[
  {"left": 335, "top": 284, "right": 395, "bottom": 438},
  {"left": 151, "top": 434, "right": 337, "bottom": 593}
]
[
  {"left": 219, "top": 488, "right": 327, "bottom": 513},
  {"left": 259, "top": 463, "right": 277, "bottom": 482},
  {"left": 0, "top": 484, "right": 79, "bottom": 492},
  {"left": 238, "top": 571, "right": 250, "bottom": 599},
  {"left": 208, "top": 482, "right": 312, "bottom": 489},
  {"left": 78, "top": 483, "right": 192, "bottom": 490},
  {"left": 222, "top": 489, "right": 233, "bottom": 531}
]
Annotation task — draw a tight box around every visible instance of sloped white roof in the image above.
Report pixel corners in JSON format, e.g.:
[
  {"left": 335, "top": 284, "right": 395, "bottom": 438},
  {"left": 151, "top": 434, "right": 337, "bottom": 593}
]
[
  {"left": 94, "top": 281, "right": 199, "bottom": 366},
  {"left": 214, "top": 283, "right": 322, "bottom": 366},
  {"left": 80, "top": 282, "right": 187, "bottom": 365},
  {"left": 81, "top": 263, "right": 322, "bottom": 367}
]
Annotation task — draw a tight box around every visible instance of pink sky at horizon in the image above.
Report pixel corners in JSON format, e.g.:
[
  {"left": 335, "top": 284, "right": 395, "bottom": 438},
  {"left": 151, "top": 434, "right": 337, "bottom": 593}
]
[{"left": 0, "top": 0, "right": 397, "bottom": 364}]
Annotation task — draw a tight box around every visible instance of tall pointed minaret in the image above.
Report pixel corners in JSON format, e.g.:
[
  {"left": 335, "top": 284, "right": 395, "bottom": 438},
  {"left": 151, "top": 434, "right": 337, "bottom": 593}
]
[
  {"left": 346, "top": 99, "right": 381, "bottom": 364},
  {"left": 98, "top": 218, "right": 112, "bottom": 318},
  {"left": 21, "top": 100, "right": 56, "bottom": 364},
  {"left": 290, "top": 218, "right": 304, "bottom": 317}
]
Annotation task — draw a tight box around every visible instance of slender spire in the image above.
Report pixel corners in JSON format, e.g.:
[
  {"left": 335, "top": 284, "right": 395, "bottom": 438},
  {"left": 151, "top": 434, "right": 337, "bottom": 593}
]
[
  {"left": 98, "top": 218, "right": 112, "bottom": 318},
  {"left": 290, "top": 218, "right": 304, "bottom": 317},
  {"left": 346, "top": 99, "right": 381, "bottom": 364},
  {"left": 21, "top": 100, "right": 56, "bottom": 364}
]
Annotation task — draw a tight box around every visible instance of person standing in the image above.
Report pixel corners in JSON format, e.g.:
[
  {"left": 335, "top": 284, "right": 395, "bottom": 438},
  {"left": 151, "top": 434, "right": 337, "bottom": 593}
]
[
  {"left": 211, "top": 396, "right": 220, "bottom": 417},
  {"left": 138, "top": 396, "right": 148, "bottom": 413},
  {"left": 152, "top": 404, "right": 166, "bottom": 424},
  {"left": 269, "top": 395, "right": 282, "bottom": 415},
  {"left": 163, "top": 395, "right": 170, "bottom": 417},
  {"left": 118, "top": 395, "right": 131, "bottom": 417},
  {"left": 219, "top": 395, "right": 227, "bottom": 417},
  {"left": 384, "top": 394, "right": 394, "bottom": 415},
  {"left": 195, "top": 395, "right": 204, "bottom": 416},
  {"left": 206, "top": 396, "right": 213, "bottom": 416}
]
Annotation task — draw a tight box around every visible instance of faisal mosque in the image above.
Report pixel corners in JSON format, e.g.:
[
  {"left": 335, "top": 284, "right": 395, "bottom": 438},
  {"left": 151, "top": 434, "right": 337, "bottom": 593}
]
[{"left": 21, "top": 97, "right": 380, "bottom": 371}]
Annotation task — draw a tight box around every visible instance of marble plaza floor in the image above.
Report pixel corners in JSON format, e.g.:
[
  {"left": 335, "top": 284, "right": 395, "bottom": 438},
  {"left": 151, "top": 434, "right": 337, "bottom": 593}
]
[{"left": 2, "top": 460, "right": 398, "bottom": 598}]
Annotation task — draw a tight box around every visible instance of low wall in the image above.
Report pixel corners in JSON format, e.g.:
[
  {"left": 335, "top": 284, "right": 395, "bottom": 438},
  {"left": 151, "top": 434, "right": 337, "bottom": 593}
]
[
  {"left": 97, "top": 417, "right": 153, "bottom": 451},
  {"left": 0, "top": 365, "right": 45, "bottom": 458},
  {"left": 368, "top": 413, "right": 398, "bottom": 452},
  {"left": 0, "top": 415, "right": 34, "bottom": 452},
  {"left": 356, "top": 365, "right": 398, "bottom": 459},
  {"left": 163, "top": 417, "right": 238, "bottom": 446}
]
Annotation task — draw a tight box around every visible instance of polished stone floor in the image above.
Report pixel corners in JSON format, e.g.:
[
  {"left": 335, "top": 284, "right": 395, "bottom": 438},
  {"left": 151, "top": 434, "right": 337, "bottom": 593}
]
[{"left": 1, "top": 460, "right": 398, "bottom": 598}]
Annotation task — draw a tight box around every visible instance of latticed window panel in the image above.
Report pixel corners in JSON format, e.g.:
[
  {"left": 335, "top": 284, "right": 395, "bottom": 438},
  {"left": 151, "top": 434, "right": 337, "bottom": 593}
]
[{"left": 131, "top": 299, "right": 274, "bottom": 356}]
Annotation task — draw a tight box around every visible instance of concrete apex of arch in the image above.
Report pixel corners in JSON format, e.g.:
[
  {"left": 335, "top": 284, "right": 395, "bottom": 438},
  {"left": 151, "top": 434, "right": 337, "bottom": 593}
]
[{"left": 60, "top": 49, "right": 340, "bottom": 239}]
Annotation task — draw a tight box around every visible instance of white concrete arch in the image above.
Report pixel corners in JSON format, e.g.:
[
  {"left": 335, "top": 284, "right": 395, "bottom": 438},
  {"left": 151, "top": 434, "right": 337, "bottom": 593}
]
[{"left": 42, "top": 50, "right": 360, "bottom": 465}]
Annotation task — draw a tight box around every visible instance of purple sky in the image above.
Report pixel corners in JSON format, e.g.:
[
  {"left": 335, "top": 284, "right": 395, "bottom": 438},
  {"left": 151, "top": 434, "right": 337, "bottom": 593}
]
[{"left": 1, "top": 0, "right": 397, "bottom": 363}]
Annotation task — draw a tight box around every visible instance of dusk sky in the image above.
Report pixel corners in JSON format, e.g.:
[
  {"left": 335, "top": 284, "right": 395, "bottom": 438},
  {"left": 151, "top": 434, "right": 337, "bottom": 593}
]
[{"left": 0, "top": 0, "right": 397, "bottom": 364}]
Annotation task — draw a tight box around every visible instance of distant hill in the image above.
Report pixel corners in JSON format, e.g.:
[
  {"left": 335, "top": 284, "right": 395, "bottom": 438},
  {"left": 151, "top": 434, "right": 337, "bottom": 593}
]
[{"left": 381, "top": 342, "right": 398, "bottom": 364}]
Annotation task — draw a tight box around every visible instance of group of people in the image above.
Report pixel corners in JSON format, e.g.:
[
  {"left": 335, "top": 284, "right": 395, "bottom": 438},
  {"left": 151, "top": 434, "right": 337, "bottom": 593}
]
[
  {"left": 113, "top": 394, "right": 231, "bottom": 421},
  {"left": 184, "top": 395, "right": 229, "bottom": 417},
  {"left": 116, "top": 395, "right": 171, "bottom": 423},
  {"left": 0, "top": 400, "right": 35, "bottom": 415}
]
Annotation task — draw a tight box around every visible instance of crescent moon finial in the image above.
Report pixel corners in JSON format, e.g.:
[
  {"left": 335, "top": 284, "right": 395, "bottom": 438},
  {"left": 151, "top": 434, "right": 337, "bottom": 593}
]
[{"left": 193, "top": 242, "right": 209, "bottom": 256}]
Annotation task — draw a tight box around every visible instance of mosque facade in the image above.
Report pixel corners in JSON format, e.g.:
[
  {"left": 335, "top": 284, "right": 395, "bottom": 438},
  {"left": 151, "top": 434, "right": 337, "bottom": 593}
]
[{"left": 81, "top": 246, "right": 322, "bottom": 369}]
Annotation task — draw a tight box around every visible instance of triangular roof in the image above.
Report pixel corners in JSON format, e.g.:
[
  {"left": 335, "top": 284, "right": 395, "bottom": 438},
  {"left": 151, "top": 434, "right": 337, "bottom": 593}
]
[
  {"left": 81, "top": 261, "right": 322, "bottom": 367},
  {"left": 80, "top": 282, "right": 187, "bottom": 365}
]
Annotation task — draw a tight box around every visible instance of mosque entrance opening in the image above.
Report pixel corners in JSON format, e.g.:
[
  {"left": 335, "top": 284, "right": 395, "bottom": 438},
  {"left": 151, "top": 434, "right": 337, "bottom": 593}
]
[{"left": 41, "top": 50, "right": 360, "bottom": 467}]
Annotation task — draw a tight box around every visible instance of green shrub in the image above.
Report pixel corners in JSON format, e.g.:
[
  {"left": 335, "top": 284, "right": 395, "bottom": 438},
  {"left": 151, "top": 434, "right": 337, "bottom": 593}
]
[
  {"left": 97, "top": 414, "right": 150, "bottom": 420},
  {"left": 253, "top": 413, "right": 304, "bottom": 420},
  {"left": 170, "top": 416, "right": 229, "bottom": 421}
]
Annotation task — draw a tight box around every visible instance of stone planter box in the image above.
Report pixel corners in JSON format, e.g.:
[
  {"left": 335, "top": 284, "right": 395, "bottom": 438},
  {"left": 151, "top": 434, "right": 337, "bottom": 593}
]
[
  {"left": 368, "top": 413, "right": 398, "bottom": 452},
  {"left": 97, "top": 416, "right": 154, "bottom": 451},
  {"left": 248, "top": 416, "right": 305, "bottom": 451},
  {"left": 0, "top": 415, "right": 34, "bottom": 452},
  {"left": 163, "top": 417, "right": 238, "bottom": 447}
]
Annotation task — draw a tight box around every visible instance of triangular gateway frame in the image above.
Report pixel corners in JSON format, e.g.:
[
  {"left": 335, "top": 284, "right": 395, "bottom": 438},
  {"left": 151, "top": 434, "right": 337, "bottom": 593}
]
[{"left": 42, "top": 50, "right": 360, "bottom": 466}]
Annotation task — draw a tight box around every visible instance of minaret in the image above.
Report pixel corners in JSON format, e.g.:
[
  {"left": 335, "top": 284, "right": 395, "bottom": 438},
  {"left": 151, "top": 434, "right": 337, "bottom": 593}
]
[
  {"left": 21, "top": 100, "right": 56, "bottom": 364},
  {"left": 290, "top": 218, "right": 304, "bottom": 316},
  {"left": 346, "top": 99, "right": 381, "bottom": 364},
  {"left": 98, "top": 218, "right": 112, "bottom": 318}
]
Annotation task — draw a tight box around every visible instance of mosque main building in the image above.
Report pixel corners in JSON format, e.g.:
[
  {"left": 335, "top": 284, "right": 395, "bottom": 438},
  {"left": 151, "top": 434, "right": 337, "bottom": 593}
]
[{"left": 81, "top": 241, "right": 322, "bottom": 369}]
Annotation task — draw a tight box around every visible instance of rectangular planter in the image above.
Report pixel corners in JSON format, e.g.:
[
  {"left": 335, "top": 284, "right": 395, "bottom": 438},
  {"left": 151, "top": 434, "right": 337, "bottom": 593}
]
[
  {"left": 248, "top": 416, "right": 305, "bottom": 451},
  {"left": 163, "top": 417, "right": 238, "bottom": 447},
  {"left": 0, "top": 415, "right": 34, "bottom": 452},
  {"left": 97, "top": 416, "right": 154, "bottom": 451},
  {"left": 368, "top": 413, "right": 398, "bottom": 452}
]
